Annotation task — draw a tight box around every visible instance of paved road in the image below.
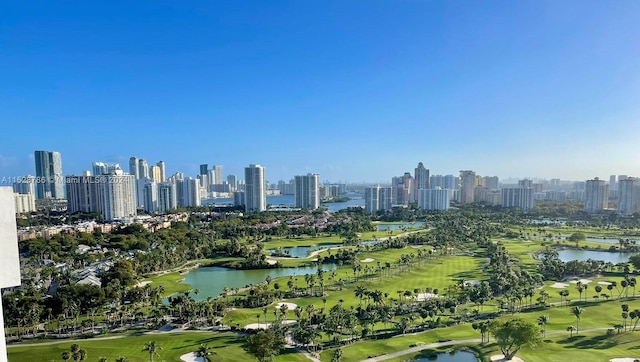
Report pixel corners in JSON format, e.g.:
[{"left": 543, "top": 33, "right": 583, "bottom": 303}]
[
  {"left": 361, "top": 338, "right": 481, "bottom": 362},
  {"left": 358, "top": 327, "right": 613, "bottom": 362}
]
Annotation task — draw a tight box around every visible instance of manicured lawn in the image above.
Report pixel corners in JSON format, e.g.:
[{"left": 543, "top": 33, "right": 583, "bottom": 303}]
[
  {"left": 145, "top": 272, "right": 193, "bottom": 296},
  {"left": 389, "top": 330, "right": 640, "bottom": 362},
  {"left": 8, "top": 332, "right": 251, "bottom": 362}
]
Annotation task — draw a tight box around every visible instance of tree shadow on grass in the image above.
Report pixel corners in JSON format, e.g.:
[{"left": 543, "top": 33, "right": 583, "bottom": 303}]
[
  {"left": 174, "top": 335, "right": 244, "bottom": 350},
  {"left": 451, "top": 271, "right": 481, "bottom": 280},
  {"left": 556, "top": 334, "right": 617, "bottom": 350},
  {"left": 556, "top": 335, "right": 586, "bottom": 344}
]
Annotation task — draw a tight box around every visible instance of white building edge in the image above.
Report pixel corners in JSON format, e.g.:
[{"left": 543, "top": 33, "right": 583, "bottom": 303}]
[{"left": 0, "top": 187, "right": 22, "bottom": 362}]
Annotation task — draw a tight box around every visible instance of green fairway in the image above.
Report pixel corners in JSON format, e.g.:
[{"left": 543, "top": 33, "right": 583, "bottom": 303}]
[{"left": 7, "top": 332, "right": 251, "bottom": 362}]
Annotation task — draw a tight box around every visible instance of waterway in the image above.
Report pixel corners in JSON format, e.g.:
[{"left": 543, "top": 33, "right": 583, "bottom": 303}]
[
  {"left": 557, "top": 249, "right": 637, "bottom": 264},
  {"left": 411, "top": 351, "right": 477, "bottom": 362},
  {"left": 267, "top": 244, "right": 342, "bottom": 258},
  {"left": 203, "top": 193, "right": 364, "bottom": 212},
  {"left": 180, "top": 264, "right": 338, "bottom": 302},
  {"left": 376, "top": 221, "right": 425, "bottom": 231}
]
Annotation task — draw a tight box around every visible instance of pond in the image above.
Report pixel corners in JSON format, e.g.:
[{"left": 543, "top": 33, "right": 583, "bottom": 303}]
[
  {"left": 267, "top": 244, "right": 342, "bottom": 258},
  {"left": 376, "top": 221, "right": 425, "bottom": 232},
  {"left": 585, "top": 237, "right": 621, "bottom": 245},
  {"left": 557, "top": 249, "right": 637, "bottom": 264},
  {"left": 180, "top": 264, "right": 338, "bottom": 302},
  {"left": 411, "top": 350, "right": 477, "bottom": 362}
]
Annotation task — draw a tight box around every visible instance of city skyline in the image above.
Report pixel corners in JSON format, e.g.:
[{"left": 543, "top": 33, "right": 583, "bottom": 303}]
[
  {"left": 1, "top": 2, "right": 640, "bottom": 182},
  {"left": 2, "top": 149, "right": 639, "bottom": 187}
]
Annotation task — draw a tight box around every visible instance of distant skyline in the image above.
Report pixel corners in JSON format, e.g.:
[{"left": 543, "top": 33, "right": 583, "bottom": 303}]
[{"left": 1, "top": 1, "right": 639, "bottom": 182}]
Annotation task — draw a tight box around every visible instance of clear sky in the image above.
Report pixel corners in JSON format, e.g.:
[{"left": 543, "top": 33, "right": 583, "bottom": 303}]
[{"left": 1, "top": 1, "right": 639, "bottom": 184}]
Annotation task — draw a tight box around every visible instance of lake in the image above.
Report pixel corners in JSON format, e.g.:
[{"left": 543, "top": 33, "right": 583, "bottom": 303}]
[
  {"left": 557, "top": 249, "right": 637, "bottom": 264},
  {"left": 181, "top": 264, "right": 338, "bottom": 302},
  {"left": 376, "top": 221, "right": 425, "bottom": 231},
  {"left": 267, "top": 244, "right": 342, "bottom": 258},
  {"left": 411, "top": 351, "right": 477, "bottom": 362},
  {"left": 203, "top": 193, "right": 365, "bottom": 212}
]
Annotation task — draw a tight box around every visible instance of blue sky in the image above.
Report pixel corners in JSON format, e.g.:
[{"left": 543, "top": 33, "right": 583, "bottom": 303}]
[{"left": 1, "top": 1, "right": 639, "bottom": 183}]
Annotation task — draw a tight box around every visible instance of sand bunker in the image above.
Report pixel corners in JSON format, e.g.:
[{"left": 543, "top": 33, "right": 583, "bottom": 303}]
[
  {"left": 550, "top": 282, "right": 569, "bottom": 288},
  {"left": 180, "top": 352, "right": 205, "bottom": 362},
  {"left": 490, "top": 354, "right": 524, "bottom": 362},
  {"left": 275, "top": 302, "right": 298, "bottom": 310},
  {"left": 245, "top": 320, "right": 297, "bottom": 330},
  {"left": 136, "top": 281, "right": 152, "bottom": 288},
  {"left": 266, "top": 259, "right": 278, "bottom": 265},
  {"left": 360, "top": 258, "right": 375, "bottom": 263},
  {"left": 598, "top": 281, "right": 613, "bottom": 286},
  {"left": 414, "top": 293, "right": 439, "bottom": 301},
  {"left": 569, "top": 278, "right": 592, "bottom": 284}
]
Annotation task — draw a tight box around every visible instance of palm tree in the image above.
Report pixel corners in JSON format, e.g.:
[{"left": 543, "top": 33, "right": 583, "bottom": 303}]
[
  {"left": 61, "top": 352, "right": 71, "bottom": 361},
  {"left": 98, "top": 358, "right": 108, "bottom": 362},
  {"left": 331, "top": 347, "right": 343, "bottom": 362},
  {"left": 537, "top": 315, "right": 549, "bottom": 337},
  {"left": 115, "top": 357, "right": 129, "bottom": 362},
  {"left": 571, "top": 306, "right": 584, "bottom": 334},
  {"left": 197, "top": 344, "right": 215, "bottom": 362},
  {"left": 279, "top": 304, "right": 289, "bottom": 320},
  {"left": 567, "top": 325, "right": 576, "bottom": 338},
  {"left": 142, "top": 341, "right": 162, "bottom": 362},
  {"left": 354, "top": 286, "right": 367, "bottom": 306}
]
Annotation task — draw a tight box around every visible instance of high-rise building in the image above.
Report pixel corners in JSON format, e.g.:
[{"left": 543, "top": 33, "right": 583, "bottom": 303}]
[
  {"left": 444, "top": 175, "right": 459, "bottom": 190},
  {"left": 101, "top": 172, "right": 136, "bottom": 220},
  {"left": 364, "top": 186, "right": 380, "bottom": 214},
  {"left": 92, "top": 162, "right": 108, "bottom": 176},
  {"left": 200, "top": 164, "right": 209, "bottom": 176},
  {"left": 66, "top": 175, "right": 103, "bottom": 214},
  {"left": 545, "top": 191, "right": 567, "bottom": 201},
  {"left": 501, "top": 187, "right": 534, "bottom": 211},
  {"left": 207, "top": 169, "right": 217, "bottom": 187},
  {"left": 138, "top": 159, "right": 149, "bottom": 179},
  {"left": 294, "top": 174, "right": 320, "bottom": 209},
  {"left": 364, "top": 185, "right": 393, "bottom": 214},
  {"left": 142, "top": 180, "right": 158, "bottom": 213},
  {"left": 177, "top": 178, "right": 201, "bottom": 207},
  {"left": 417, "top": 188, "right": 450, "bottom": 211},
  {"left": 459, "top": 170, "right": 476, "bottom": 204},
  {"left": 392, "top": 173, "right": 414, "bottom": 204},
  {"left": 380, "top": 187, "right": 393, "bottom": 210},
  {"left": 234, "top": 191, "right": 245, "bottom": 208},
  {"left": 13, "top": 176, "right": 35, "bottom": 195},
  {"left": 227, "top": 175, "right": 237, "bottom": 191},
  {"left": 212, "top": 165, "right": 223, "bottom": 185},
  {"left": 584, "top": 177, "right": 609, "bottom": 214},
  {"left": 483, "top": 176, "right": 499, "bottom": 190},
  {"left": 474, "top": 187, "right": 501, "bottom": 205},
  {"left": 14, "top": 193, "right": 36, "bottom": 213},
  {"left": 518, "top": 179, "right": 533, "bottom": 188},
  {"left": 414, "top": 162, "right": 430, "bottom": 198},
  {"left": 34, "top": 150, "right": 64, "bottom": 199},
  {"left": 150, "top": 165, "right": 163, "bottom": 183},
  {"left": 156, "top": 161, "right": 166, "bottom": 182},
  {"left": 618, "top": 177, "right": 640, "bottom": 216},
  {"left": 157, "top": 182, "right": 177, "bottom": 213},
  {"left": 244, "top": 164, "right": 266, "bottom": 212},
  {"left": 430, "top": 175, "right": 445, "bottom": 189},
  {"left": 129, "top": 157, "right": 140, "bottom": 179},
  {"left": 610, "top": 175, "right": 617, "bottom": 191}
]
